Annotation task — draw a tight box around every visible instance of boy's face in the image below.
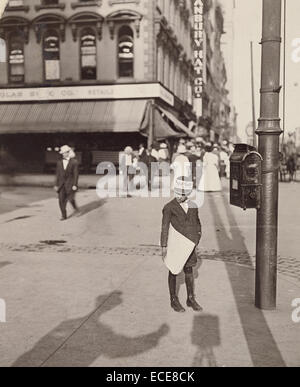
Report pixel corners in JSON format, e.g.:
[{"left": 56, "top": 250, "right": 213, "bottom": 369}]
[{"left": 175, "top": 194, "right": 188, "bottom": 203}]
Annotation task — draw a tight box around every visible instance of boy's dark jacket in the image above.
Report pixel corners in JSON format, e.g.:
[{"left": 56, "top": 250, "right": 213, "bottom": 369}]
[{"left": 161, "top": 199, "right": 202, "bottom": 248}]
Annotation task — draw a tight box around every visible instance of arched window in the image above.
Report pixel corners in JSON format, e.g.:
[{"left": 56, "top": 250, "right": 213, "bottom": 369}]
[
  {"left": 118, "top": 26, "right": 134, "bottom": 78},
  {"left": 43, "top": 30, "right": 60, "bottom": 81},
  {"left": 8, "top": 33, "right": 24, "bottom": 84},
  {"left": 80, "top": 28, "right": 97, "bottom": 80}
]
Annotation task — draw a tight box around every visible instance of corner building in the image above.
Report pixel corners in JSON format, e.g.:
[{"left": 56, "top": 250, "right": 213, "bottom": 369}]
[{"left": 0, "top": 0, "right": 195, "bottom": 172}]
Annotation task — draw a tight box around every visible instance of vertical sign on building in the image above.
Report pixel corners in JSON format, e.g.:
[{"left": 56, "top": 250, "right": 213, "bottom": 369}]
[{"left": 193, "top": 0, "right": 204, "bottom": 118}]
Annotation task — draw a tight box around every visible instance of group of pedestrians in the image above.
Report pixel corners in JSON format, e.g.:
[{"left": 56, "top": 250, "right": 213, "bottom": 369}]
[
  {"left": 281, "top": 152, "right": 298, "bottom": 182},
  {"left": 119, "top": 142, "right": 170, "bottom": 193},
  {"left": 119, "top": 139, "right": 233, "bottom": 195},
  {"left": 53, "top": 138, "right": 233, "bottom": 219},
  {"left": 172, "top": 139, "right": 232, "bottom": 193}
]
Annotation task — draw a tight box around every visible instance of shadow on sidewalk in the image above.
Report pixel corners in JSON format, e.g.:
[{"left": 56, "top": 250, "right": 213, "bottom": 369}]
[
  {"left": 12, "top": 291, "right": 169, "bottom": 367},
  {"left": 191, "top": 314, "right": 220, "bottom": 367},
  {"left": 76, "top": 199, "right": 106, "bottom": 217},
  {"left": 5, "top": 215, "right": 33, "bottom": 223},
  {"left": 0, "top": 262, "right": 11, "bottom": 270},
  {"left": 208, "top": 193, "right": 286, "bottom": 367}
]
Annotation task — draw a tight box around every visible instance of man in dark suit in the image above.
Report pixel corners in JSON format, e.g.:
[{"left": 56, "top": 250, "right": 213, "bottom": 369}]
[
  {"left": 161, "top": 176, "right": 203, "bottom": 313},
  {"left": 54, "top": 145, "right": 79, "bottom": 221}
]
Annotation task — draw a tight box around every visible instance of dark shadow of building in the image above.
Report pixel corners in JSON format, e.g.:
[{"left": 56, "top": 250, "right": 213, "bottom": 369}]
[{"left": 208, "top": 192, "right": 286, "bottom": 367}]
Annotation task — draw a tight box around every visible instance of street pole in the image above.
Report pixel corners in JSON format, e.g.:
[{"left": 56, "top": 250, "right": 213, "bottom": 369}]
[
  {"left": 250, "top": 41, "right": 257, "bottom": 148},
  {"left": 147, "top": 99, "right": 155, "bottom": 150},
  {"left": 255, "top": 0, "right": 283, "bottom": 310}
]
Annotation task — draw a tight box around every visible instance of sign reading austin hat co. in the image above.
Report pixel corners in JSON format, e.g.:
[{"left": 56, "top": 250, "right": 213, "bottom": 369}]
[{"left": 193, "top": 0, "right": 204, "bottom": 117}]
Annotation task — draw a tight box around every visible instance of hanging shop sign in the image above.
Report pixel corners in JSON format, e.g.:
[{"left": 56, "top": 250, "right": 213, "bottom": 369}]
[{"left": 193, "top": 0, "right": 204, "bottom": 117}]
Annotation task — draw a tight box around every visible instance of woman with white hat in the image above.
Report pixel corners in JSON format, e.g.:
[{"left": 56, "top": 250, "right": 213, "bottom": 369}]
[{"left": 198, "top": 144, "right": 222, "bottom": 192}]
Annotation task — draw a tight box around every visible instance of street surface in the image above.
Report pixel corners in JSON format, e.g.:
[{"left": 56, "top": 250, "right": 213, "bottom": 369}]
[
  {"left": 0, "top": 187, "right": 52, "bottom": 215},
  {"left": 0, "top": 179, "right": 299, "bottom": 367}
]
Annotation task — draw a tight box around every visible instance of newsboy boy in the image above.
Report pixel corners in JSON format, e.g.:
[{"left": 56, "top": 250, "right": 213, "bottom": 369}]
[{"left": 161, "top": 176, "right": 203, "bottom": 313}]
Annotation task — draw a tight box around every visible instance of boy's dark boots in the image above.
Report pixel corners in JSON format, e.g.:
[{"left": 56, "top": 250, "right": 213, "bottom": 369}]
[
  {"left": 169, "top": 272, "right": 185, "bottom": 313},
  {"left": 185, "top": 270, "right": 203, "bottom": 312}
]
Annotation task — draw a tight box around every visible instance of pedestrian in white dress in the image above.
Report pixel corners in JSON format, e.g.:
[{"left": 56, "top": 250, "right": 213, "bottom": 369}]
[
  {"left": 171, "top": 145, "right": 191, "bottom": 184},
  {"left": 220, "top": 147, "right": 230, "bottom": 179},
  {"left": 198, "top": 145, "right": 222, "bottom": 192}
]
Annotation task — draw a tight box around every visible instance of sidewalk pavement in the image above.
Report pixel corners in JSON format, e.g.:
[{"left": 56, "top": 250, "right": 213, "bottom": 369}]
[
  {"left": 0, "top": 173, "right": 100, "bottom": 189},
  {"left": 0, "top": 185, "right": 299, "bottom": 367}
]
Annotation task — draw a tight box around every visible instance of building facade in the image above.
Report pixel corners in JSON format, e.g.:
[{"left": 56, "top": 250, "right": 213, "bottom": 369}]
[
  {"left": 0, "top": 0, "right": 195, "bottom": 172},
  {"left": 198, "top": 0, "right": 232, "bottom": 143},
  {"left": 219, "top": 0, "right": 238, "bottom": 143}
]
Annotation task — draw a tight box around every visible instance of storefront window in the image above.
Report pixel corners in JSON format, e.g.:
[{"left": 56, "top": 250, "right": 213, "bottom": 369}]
[
  {"left": 118, "top": 26, "right": 134, "bottom": 78},
  {"left": 8, "top": 34, "right": 24, "bottom": 84},
  {"left": 80, "top": 28, "right": 97, "bottom": 80},
  {"left": 43, "top": 30, "right": 60, "bottom": 81}
]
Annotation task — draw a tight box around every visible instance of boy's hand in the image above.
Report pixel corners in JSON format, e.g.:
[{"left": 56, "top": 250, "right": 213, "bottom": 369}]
[{"left": 162, "top": 247, "right": 167, "bottom": 261}]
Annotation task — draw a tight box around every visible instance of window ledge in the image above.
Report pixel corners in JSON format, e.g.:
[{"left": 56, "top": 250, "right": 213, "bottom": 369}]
[
  {"left": 117, "top": 77, "right": 135, "bottom": 83},
  {"left": 5, "top": 6, "right": 30, "bottom": 12},
  {"left": 35, "top": 4, "right": 66, "bottom": 11},
  {"left": 71, "top": 1, "right": 102, "bottom": 9}
]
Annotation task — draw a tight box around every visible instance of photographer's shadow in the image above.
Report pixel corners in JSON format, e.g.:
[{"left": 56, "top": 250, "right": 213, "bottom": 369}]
[{"left": 12, "top": 291, "right": 169, "bottom": 367}]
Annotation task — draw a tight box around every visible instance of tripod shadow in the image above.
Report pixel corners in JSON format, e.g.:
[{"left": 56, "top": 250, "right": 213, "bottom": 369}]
[
  {"left": 208, "top": 193, "right": 286, "bottom": 367},
  {"left": 12, "top": 291, "right": 169, "bottom": 367},
  {"left": 191, "top": 314, "right": 220, "bottom": 367}
]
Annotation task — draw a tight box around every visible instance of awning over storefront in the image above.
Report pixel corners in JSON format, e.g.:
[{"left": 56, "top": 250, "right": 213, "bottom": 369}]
[
  {"left": 157, "top": 106, "right": 196, "bottom": 138},
  {"left": 0, "top": 100, "right": 149, "bottom": 134},
  {"left": 153, "top": 109, "right": 183, "bottom": 140}
]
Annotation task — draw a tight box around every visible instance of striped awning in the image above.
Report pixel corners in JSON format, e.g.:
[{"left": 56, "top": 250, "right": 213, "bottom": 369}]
[
  {"left": 157, "top": 106, "right": 196, "bottom": 138},
  {"left": 153, "top": 109, "right": 183, "bottom": 139},
  {"left": 0, "top": 99, "right": 148, "bottom": 134}
]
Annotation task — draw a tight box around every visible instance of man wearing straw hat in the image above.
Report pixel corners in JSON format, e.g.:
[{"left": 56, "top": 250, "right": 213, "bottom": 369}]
[
  {"left": 54, "top": 145, "right": 79, "bottom": 221},
  {"left": 161, "top": 176, "right": 203, "bottom": 313}
]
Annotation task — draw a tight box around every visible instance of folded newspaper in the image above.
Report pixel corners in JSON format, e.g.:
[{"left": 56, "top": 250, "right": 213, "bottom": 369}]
[{"left": 164, "top": 224, "right": 196, "bottom": 275}]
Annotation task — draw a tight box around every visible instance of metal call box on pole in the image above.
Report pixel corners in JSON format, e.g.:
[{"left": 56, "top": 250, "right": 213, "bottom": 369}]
[{"left": 230, "top": 144, "right": 263, "bottom": 210}]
